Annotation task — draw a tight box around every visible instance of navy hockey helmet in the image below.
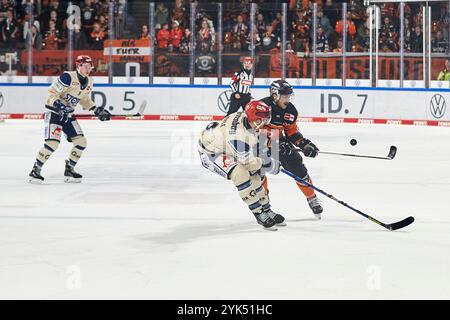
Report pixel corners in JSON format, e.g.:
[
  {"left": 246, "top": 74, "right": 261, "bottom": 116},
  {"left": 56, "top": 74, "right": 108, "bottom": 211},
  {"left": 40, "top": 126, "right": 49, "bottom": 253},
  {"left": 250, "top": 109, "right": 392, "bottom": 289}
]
[{"left": 270, "top": 80, "right": 294, "bottom": 102}]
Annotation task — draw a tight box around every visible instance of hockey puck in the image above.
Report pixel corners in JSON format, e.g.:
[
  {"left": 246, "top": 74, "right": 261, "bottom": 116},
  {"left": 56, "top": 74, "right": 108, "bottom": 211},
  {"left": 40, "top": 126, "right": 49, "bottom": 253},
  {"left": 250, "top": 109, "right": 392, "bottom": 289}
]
[{"left": 350, "top": 139, "right": 357, "bottom": 146}]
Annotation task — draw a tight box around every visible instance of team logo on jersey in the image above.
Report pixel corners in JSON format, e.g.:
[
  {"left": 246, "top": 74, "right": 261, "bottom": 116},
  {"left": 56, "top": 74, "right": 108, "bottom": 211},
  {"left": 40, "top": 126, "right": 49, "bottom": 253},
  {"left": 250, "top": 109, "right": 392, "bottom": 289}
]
[
  {"left": 430, "top": 94, "right": 446, "bottom": 119},
  {"left": 65, "top": 93, "right": 81, "bottom": 106},
  {"left": 284, "top": 113, "right": 295, "bottom": 122},
  {"left": 217, "top": 90, "right": 232, "bottom": 113}
]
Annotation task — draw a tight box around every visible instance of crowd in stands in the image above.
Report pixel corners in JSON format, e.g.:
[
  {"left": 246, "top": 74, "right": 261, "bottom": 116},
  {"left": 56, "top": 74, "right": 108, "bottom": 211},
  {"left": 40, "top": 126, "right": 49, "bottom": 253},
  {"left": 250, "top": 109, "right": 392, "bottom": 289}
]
[
  {"left": 0, "top": 0, "right": 125, "bottom": 50},
  {"left": 0, "top": 0, "right": 449, "bottom": 55}
]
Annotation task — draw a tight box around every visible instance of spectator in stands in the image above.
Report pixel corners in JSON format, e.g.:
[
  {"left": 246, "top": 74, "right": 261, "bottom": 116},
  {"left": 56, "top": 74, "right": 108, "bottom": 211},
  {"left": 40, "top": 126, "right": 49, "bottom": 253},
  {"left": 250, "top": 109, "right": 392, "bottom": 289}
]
[
  {"left": 98, "top": 14, "right": 108, "bottom": 33},
  {"left": 43, "top": 19, "right": 62, "bottom": 50},
  {"left": 432, "top": 31, "right": 448, "bottom": 53},
  {"left": 139, "top": 24, "right": 150, "bottom": 40},
  {"left": 380, "top": 16, "right": 396, "bottom": 41},
  {"left": 316, "top": 25, "right": 329, "bottom": 52},
  {"left": 323, "top": 0, "right": 339, "bottom": 29},
  {"left": 335, "top": 11, "right": 356, "bottom": 51},
  {"left": 291, "top": 15, "right": 310, "bottom": 54},
  {"left": 197, "top": 19, "right": 212, "bottom": 53},
  {"left": 172, "top": 0, "right": 187, "bottom": 28},
  {"left": 157, "top": 23, "right": 171, "bottom": 50},
  {"left": 73, "top": 23, "right": 87, "bottom": 50},
  {"left": 0, "top": 0, "right": 13, "bottom": 20},
  {"left": 246, "top": 28, "right": 261, "bottom": 51},
  {"left": 255, "top": 13, "right": 266, "bottom": 37},
  {"left": 89, "top": 21, "right": 106, "bottom": 50},
  {"left": 179, "top": 27, "right": 191, "bottom": 54},
  {"left": 271, "top": 12, "right": 283, "bottom": 38},
  {"left": 356, "top": 17, "right": 370, "bottom": 52},
  {"left": 81, "top": 0, "right": 97, "bottom": 34},
  {"left": 317, "top": 10, "right": 332, "bottom": 39},
  {"left": 411, "top": 25, "right": 423, "bottom": 53},
  {"left": 155, "top": 2, "right": 169, "bottom": 31},
  {"left": 49, "top": 9, "right": 63, "bottom": 35},
  {"left": 25, "top": 24, "right": 43, "bottom": 50},
  {"left": 261, "top": 25, "right": 279, "bottom": 52},
  {"left": 170, "top": 20, "right": 183, "bottom": 52},
  {"left": 333, "top": 38, "right": 344, "bottom": 53},
  {"left": 232, "top": 14, "right": 248, "bottom": 51},
  {"left": 0, "top": 8, "right": 18, "bottom": 47},
  {"left": 403, "top": 17, "right": 412, "bottom": 52},
  {"left": 437, "top": 59, "right": 450, "bottom": 81}
]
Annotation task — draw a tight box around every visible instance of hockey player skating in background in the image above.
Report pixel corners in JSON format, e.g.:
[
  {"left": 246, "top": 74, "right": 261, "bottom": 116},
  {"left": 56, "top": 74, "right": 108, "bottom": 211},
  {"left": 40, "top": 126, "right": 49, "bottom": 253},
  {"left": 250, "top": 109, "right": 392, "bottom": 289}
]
[
  {"left": 226, "top": 57, "right": 254, "bottom": 116},
  {"left": 259, "top": 80, "right": 323, "bottom": 219},
  {"left": 28, "top": 55, "right": 112, "bottom": 184},
  {"left": 198, "top": 101, "right": 284, "bottom": 231}
]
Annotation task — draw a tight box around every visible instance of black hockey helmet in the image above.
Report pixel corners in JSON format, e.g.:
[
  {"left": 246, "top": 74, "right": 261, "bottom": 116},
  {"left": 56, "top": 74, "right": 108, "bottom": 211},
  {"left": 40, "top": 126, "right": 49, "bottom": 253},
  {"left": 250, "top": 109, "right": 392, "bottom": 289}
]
[{"left": 270, "top": 80, "right": 294, "bottom": 102}]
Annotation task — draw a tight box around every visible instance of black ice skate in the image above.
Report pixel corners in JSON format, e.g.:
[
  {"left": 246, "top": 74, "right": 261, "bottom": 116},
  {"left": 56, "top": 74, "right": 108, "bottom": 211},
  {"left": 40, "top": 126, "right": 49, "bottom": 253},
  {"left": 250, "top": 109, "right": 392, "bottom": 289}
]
[
  {"left": 254, "top": 211, "right": 278, "bottom": 231},
  {"left": 64, "top": 160, "right": 82, "bottom": 183},
  {"left": 264, "top": 208, "right": 286, "bottom": 226},
  {"left": 307, "top": 195, "right": 323, "bottom": 219},
  {"left": 28, "top": 164, "right": 44, "bottom": 184}
]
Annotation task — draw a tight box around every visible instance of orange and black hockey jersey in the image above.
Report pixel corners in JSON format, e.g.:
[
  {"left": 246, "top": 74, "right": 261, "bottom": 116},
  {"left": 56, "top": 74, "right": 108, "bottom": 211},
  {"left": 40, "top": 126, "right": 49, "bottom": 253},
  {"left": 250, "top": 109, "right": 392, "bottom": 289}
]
[{"left": 259, "top": 96, "right": 304, "bottom": 145}]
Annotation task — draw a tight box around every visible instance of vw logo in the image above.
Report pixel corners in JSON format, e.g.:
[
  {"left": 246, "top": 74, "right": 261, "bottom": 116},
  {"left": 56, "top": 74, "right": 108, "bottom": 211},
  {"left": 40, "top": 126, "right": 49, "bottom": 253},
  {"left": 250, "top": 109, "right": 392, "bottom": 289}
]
[
  {"left": 168, "top": 77, "right": 175, "bottom": 84},
  {"left": 430, "top": 94, "right": 446, "bottom": 119},
  {"left": 217, "top": 90, "right": 232, "bottom": 113},
  {"left": 127, "top": 77, "right": 134, "bottom": 83}
]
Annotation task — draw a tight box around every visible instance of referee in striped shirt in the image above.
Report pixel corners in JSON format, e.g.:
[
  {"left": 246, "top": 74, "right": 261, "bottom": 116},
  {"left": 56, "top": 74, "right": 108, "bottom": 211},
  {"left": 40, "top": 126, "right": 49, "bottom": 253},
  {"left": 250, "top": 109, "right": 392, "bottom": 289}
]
[{"left": 227, "top": 57, "right": 254, "bottom": 116}]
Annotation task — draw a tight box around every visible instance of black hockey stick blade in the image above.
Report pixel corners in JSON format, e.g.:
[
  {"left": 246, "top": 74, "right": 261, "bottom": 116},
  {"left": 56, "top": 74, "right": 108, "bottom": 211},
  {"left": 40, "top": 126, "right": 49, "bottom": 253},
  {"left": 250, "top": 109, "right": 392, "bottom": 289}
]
[
  {"left": 387, "top": 145, "right": 397, "bottom": 159},
  {"left": 385, "top": 216, "right": 415, "bottom": 231}
]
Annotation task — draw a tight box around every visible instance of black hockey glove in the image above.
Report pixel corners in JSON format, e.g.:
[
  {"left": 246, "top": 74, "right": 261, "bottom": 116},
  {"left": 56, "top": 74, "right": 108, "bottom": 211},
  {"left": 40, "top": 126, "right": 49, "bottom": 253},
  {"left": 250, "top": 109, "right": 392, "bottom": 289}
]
[
  {"left": 53, "top": 99, "right": 74, "bottom": 123},
  {"left": 94, "top": 106, "right": 112, "bottom": 121},
  {"left": 279, "top": 140, "right": 294, "bottom": 156},
  {"left": 298, "top": 138, "right": 319, "bottom": 158}
]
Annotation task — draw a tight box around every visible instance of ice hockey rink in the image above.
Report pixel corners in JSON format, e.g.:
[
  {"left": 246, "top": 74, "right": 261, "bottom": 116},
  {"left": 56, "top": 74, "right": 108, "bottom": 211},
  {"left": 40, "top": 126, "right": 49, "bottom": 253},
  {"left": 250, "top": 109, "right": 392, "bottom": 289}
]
[{"left": 0, "top": 119, "right": 449, "bottom": 299}]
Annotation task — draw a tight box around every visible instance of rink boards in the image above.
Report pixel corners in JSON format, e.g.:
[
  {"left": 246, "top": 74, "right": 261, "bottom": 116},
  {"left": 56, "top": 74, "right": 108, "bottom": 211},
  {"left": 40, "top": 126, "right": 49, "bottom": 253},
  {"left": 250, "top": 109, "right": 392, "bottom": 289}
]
[{"left": 0, "top": 84, "right": 450, "bottom": 126}]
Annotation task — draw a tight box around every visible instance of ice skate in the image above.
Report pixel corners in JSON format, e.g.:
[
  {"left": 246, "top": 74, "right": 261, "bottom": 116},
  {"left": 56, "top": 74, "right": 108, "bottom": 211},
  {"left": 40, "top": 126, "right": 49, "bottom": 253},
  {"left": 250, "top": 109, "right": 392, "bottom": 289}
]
[
  {"left": 28, "top": 164, "right": 44, "bottom": 184},
  {"left": 264, "top": 208, "right": 286, "bottom": 226},
  {"left": 64, "top": 160, "right": 82, "bottom": 183},
  {"left": 307, "top": 195, "right": 323, "bottom": 219},
  {"left": 254, "top": 210, "right": 278, "bottom": 231}
]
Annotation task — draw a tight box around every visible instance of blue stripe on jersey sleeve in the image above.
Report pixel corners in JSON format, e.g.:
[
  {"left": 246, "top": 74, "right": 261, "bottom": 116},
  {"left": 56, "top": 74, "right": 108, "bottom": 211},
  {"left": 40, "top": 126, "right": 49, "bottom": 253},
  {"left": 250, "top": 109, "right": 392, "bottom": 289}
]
[{"left": 58, "top": 72, "right": 71, "bottom": 87}]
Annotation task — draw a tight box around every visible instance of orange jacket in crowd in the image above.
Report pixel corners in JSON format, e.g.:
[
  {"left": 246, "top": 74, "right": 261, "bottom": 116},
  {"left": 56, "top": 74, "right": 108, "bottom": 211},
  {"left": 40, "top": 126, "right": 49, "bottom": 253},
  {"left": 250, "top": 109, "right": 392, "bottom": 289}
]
[
  {"left": 157, "top": 29, "right": 172, "bottom": 49},
  {"left": 170, "top": 28, "right": 183, "bottom": 48},
  {"left": 335, "top": 20, "right": 356, "bottom": 36}
]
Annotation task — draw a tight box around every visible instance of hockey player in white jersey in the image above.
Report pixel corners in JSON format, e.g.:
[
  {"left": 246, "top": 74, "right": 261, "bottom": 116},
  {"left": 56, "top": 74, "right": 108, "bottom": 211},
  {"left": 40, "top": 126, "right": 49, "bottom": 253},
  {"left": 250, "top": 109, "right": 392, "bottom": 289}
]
[
  {"left": 198, "top": 100, "right": 285, "bottom": 231},
  {"left": 28, "top": 55, "right": 112, "bottom": 183}
]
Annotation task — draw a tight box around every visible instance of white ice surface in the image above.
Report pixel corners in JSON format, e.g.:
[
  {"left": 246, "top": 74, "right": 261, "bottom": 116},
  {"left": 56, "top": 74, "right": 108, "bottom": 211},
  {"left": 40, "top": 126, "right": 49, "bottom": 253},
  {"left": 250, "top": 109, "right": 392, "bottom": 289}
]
[{"left": 0, "top": 120, "right": 449, "bottom": 299}]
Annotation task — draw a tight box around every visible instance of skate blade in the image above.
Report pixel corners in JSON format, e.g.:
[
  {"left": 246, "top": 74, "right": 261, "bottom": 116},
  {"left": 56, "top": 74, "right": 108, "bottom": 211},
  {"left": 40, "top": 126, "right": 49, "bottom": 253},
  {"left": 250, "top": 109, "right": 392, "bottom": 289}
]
[
  {"left": 276, "top": 222, "right": 287, "bottom": 226},
  {"left": 263, "top": 225, "right": 278, "bottom": 231},
  {"left": 28, "top": 178, "right": 43, "bottom": 184},
  {"left": 314, "top": 214, "right": 321, "bottom": 220},
  {"left": 64, "top": 177, "right": 82, "bottom": 183}
]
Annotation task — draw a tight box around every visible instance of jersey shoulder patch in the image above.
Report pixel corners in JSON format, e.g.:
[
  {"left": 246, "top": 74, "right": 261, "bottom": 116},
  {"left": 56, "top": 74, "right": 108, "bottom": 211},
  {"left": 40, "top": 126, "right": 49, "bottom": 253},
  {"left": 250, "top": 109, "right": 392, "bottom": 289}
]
[{"left": 58, "top": 72, "right": 72, "bottom": 87}]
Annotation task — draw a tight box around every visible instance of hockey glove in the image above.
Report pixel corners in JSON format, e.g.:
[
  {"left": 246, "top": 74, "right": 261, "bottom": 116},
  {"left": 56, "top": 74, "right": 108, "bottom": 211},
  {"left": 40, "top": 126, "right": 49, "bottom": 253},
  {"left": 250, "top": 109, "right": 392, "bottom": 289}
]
[
  {"left": 53, "top": 99, "right": 74, "bottom": 123},
  {"left": 298, "top": 138, "right": 319, "bottom": 158},
  {"left": 94, "top": 106, "right": 112, "bottom": 121},
  {"left": 261, "top": 157, "right": 280, "bottom": 175},
  {"left": 279, "top": 140, "right": 294, "bottom": 156}
]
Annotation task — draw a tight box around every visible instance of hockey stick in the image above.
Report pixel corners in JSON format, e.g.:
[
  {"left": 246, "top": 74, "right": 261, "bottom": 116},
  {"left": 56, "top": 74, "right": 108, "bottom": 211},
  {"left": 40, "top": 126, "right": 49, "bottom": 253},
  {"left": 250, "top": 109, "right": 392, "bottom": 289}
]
[
  {"left": 295, "top": 145, "right": 397, "bottom": 160},
  {"left": 75, "top": 100, "right": 148, "bottom": 119},
  {"left": 281, "top": 168, "right": 414, "bottom": 231}
]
